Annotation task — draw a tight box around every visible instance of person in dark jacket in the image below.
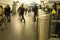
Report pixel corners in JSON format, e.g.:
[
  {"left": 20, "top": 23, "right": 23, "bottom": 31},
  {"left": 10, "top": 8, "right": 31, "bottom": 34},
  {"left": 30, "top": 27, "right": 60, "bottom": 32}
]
[
  {"left": 4, "top": 5, "right": 11, "bottom": 22},
  {"left": 33, "top": 4, "right": 38, "bottom": 21},
  {"left": 53, "top": 3, "right": 57, "bottom": 11},
  {"left": 18, "top": 4, "right": 25, "bottom": 23}
]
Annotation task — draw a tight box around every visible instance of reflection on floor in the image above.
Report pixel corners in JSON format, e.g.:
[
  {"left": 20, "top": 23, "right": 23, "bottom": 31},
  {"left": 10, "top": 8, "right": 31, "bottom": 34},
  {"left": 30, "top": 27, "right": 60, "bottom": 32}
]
[
  {"left": 0, "top": 9, "right": 60, "bottom": 40},
  {"left": 0, "top": 12, "right": 38, "bottom": 40},
  {"left": 49, "top": 38, "right": 60, "bottom": 40}
]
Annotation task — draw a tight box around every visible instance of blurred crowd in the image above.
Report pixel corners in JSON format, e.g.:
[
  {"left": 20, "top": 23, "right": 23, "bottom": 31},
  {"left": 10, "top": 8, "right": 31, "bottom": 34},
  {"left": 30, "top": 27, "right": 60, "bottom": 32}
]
[
  {"left": 17, "top": 4, "right": 38, "bottom": 23},
  {"left": 0, "top": 4, "right": 38, "bottom": 25},
  {"left": 0, "top": 3, "right": 60, "bottom": 37},
  {"left": 0, "top": 5, "right": 11, "bottom": 26}
]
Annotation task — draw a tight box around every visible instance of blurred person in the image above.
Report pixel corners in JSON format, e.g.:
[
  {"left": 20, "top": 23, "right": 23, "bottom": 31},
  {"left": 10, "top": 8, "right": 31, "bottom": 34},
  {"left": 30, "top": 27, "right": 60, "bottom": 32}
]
[
  {"left": 28, "top": 7, "right": 31, "bottom": 13},
  {"left": 0, "top": 5, "right": 6, "bottom": 26},
  {"left": 18, "top": 4, "right": 25, "bottom": 23},
  {"left": 46, "top": 5, "right": 51, "bottom": 13},
  {"left": 53, "top": 3, "right": 57, "bottom": 11},
  {"left": 56, "top": 3, "right": 60, "bottom": 20},
  {"left": 33, "top": 4, "right": 38, "bottom": 21},
  {"left": 51, "top": 3, "right": 57, "bottom": 18},
  {"left": 4, "top": 5, "right": 11, "bottom": 22},
  {"left": 25, "top": 8, "right": 28, "bottom": 15},
  {"left": 40, "top": 5, "right": 42, "bottom": 9},
  {"left": 17, "top": 6, "right": 20, "bottom": 14}
]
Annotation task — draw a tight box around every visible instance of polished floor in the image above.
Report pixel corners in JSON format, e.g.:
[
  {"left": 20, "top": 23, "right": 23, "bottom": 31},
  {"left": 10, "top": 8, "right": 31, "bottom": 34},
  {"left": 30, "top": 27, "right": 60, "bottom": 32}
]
[
  {"left": 0, "top": 11, "right": 38, "bottom": 40},
  {"left": 0, "top": 9, "right": 60, "bottom": 40}
]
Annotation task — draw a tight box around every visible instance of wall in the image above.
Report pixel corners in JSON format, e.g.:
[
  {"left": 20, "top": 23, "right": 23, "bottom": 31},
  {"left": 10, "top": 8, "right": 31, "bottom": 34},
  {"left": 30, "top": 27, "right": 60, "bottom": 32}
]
[{"left": 0, "top": 0, "right": 13, "bottom": 9}]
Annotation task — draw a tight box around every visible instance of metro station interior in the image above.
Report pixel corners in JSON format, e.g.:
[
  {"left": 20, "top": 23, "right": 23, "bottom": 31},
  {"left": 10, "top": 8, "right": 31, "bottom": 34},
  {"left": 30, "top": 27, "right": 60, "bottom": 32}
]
[{"left": 0, "top": 0, "right": 60, "bottom": 40}]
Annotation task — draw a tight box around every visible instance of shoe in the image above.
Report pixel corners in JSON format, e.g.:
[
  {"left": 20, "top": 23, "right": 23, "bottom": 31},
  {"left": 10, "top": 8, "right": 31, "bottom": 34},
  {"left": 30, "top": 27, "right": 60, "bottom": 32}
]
[
  {"left": 8, "top": 20, "right": 10, "bottom": 22},
  {"left": 23, "top": 21, "right": 25, "bottom": 23},
  {"left": 33, "top": 19, "right": 36, "bottom": 21},
  {"left": 23, "top": 19, "right": 25, "bottom": 23},
  {"left": 23, "top": 20, "right": 25, "bottom": 23},
  {"left": 8, "top": 19, "right": 10, "bottom": 22},
  {"left": 21, "top": 19, "right": 22, "bottom": 22}
]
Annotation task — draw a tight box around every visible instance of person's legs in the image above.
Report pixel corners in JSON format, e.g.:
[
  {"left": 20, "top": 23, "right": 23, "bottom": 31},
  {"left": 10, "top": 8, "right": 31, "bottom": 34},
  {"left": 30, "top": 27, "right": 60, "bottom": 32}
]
[
  {"left": 1, "top": 16, "right": 6, "bottom": 26},
  {"left": 6, "top": 16, "right": 9, "bottom": 21},
  {"left": 8, "top": 15, "right": 10, "bottom": 22},
  {"left": 6, "top": 15, "right": 7, "bottom": 20},
  {"left": 3, "top": 17, "right": 7, "bottom": 26},
  {"left": 34, "top": 13, "right": 36, "bottom": 21},
  {"left": 5, "top": 14, "right": 9, "bottom": 21},
  {"left": 6, "top": 15, "right": 9, "bottom": 22},
  {"left": 52, "top": 14, "right": 55, "bottom": 19},
  {"left": 36, "top": 13, "right": 38, "bottom": 21},
  {"left": 22, "top": 14, "right": 25, "bottom": 23}
]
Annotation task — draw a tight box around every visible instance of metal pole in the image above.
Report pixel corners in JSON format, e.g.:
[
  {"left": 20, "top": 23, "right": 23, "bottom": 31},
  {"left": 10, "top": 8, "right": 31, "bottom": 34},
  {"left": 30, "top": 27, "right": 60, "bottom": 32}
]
[{"left": 38, "top": 12, "right": 50, "bottom": 40}]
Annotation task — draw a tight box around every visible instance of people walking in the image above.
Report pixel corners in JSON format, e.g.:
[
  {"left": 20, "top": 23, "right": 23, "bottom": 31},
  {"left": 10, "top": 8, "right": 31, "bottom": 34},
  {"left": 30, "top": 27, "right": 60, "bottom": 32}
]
[
  {"left": 33, "top": 4, "right": 38, "bottom": 21},
  {"left": 4, "top": 5, "right": 11, "bottom": 22},
  {"left": 0, "top": 5, "right": 6, "bottom": 26},
  {"left": 18, "top": 4, "right": 25, "bottom": 23}
]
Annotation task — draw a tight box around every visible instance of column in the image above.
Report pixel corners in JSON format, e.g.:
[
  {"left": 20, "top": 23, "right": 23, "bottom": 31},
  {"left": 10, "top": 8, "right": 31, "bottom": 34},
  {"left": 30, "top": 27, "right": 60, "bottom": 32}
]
[{"left": 38, "top": 10, "right": 50, "bottom": 40}]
